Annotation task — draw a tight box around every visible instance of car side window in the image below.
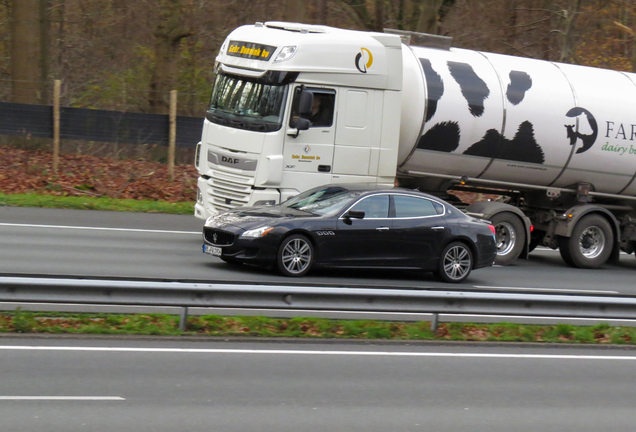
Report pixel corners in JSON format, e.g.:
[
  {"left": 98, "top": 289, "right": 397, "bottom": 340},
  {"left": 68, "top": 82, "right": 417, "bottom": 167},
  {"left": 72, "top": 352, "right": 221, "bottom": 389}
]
[
  {"left": 349, "top": 195, "right": 390, "bottom": 219},
  {"left": 393, "top": 195, "right": 440, "bottom": 218}
]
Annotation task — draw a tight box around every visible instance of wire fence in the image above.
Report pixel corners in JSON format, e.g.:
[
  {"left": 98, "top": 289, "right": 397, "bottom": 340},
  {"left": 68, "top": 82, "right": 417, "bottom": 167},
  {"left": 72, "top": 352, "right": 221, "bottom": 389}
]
[{"left": 0, "top": 101, "right": 203, "bottom": 148}]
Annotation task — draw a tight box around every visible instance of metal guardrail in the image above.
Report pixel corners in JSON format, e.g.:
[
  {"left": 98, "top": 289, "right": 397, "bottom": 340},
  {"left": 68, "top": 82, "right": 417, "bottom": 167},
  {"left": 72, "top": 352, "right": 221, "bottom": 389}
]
[{"left": 1, "top": 277, "right": 636, "bottom": 331}]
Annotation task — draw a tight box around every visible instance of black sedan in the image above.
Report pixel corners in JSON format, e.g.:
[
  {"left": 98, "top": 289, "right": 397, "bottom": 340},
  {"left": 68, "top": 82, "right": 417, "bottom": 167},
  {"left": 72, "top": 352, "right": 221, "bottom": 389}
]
[{"left": 202, "top": 184, "right": 497, "bottom": 282}]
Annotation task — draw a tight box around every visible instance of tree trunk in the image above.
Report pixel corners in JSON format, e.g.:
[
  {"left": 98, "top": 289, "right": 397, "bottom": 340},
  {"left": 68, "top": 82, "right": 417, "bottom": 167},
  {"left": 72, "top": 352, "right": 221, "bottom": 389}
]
[
  {"left": 39, "top": 0, "right": 51, "bottom": 103},
  {"left": 11, "top": 0, "right": 42, "bottom": 103},
  {"left": 559, "top": 0, "right": 582, "bottom": 63},
  {"left": 149, "top": 0, "right": 192, "bottom": 114},
  {"left": 283, "top": 0, "right": 305, "bottom": 22}
]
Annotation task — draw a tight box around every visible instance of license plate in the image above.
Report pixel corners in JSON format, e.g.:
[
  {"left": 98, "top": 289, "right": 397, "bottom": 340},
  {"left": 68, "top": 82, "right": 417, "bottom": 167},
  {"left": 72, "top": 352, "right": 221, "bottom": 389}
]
[{"left": 203, "top": 245, "right": 222, "bottom": 257}]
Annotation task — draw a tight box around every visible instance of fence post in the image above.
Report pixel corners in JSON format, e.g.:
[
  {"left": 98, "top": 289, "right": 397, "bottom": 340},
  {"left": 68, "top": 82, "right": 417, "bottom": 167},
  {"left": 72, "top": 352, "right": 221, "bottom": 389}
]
[
  {"left": 53, "top": 80, "right": 61, "bottom": 174},
  {"left": 168, "top": 90, "right": 177, "bottom": 182},
  {"left": 430, "top": 313, "right": 439, "bottom": 332},
  {"left": 179, "top": 306, "right": 189, "bottom": 332}
]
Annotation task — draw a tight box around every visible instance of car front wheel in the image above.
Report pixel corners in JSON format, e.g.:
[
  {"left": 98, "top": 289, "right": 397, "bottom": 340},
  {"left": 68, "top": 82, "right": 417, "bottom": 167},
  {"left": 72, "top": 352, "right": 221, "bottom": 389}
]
[
  {"left": 436, "top": 242, "right": 473, "bottom": 283},
  {"left": 276, "top": 234, "right": 314, "bottom": 277}
]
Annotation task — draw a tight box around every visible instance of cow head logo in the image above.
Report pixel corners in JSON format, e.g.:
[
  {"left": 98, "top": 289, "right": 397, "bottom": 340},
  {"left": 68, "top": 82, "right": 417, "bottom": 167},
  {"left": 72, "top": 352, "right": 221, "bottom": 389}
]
[
  {"left": 565, "top": 107, "right": 598, "bottom": 154},
  {"left": 355, "top": 48, "right": 373, "bottom": 73}
]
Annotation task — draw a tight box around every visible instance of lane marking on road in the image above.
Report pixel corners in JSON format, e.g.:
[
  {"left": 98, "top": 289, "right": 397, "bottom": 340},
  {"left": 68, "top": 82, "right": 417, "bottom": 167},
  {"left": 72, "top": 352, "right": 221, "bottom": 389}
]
[
  {"left": 0, "top": 396, "right": 125, "bottom": 401},
  {"left": 473, "top": 285, "right": 618, "bottom": 294},
  {"left": 1, "top": 346, "right": 636, "bottom": 360},
  {"left": 0, "top": 222, "right": 200, "bottom": 235}
]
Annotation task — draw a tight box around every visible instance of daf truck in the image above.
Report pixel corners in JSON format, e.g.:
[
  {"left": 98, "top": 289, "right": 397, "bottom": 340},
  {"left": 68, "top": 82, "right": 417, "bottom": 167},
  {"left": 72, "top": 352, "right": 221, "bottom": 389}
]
[{"left": 194, "top": 21, "right": 636, "bottom": 269}]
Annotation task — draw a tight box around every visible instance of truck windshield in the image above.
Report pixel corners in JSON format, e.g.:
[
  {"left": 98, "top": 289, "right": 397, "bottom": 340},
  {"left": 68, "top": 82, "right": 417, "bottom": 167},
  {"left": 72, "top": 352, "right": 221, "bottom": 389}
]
[{"left": 207, "top": 73, "right": 289, "bottom": 132}]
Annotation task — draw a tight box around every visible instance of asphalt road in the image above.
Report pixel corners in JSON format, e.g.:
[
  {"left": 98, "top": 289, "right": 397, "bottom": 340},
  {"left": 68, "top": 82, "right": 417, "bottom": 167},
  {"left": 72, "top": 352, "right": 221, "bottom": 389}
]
[
  {"left": 1, "top": 206, "right": 635, "bottom": 295},
  {"left": 1, "top": 337, "right": 635, "bottom": 432}
]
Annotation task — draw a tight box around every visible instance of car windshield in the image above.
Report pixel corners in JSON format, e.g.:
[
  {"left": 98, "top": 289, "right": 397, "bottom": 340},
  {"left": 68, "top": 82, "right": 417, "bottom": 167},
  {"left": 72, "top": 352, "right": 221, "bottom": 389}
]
[
  {"left": 283, "top": 186, "right": 362, "bottom": 216},
  {"left": 207, "top": 73, "right": 288, "bottom": 132}
]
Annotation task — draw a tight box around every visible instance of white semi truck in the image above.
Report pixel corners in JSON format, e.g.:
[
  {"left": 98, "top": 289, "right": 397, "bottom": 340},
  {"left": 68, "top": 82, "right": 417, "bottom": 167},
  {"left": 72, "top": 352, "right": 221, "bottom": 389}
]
[{"left": 194, "top": 21, "right": 636, "bottom": 268}]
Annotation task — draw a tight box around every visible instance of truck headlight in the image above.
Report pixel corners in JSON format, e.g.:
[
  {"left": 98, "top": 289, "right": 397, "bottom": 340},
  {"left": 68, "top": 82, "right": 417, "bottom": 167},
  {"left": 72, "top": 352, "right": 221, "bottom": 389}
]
[
  {"left": 274, "top": 46, "right": 297, "bottom": 63},
  {"left": 241, "top": 226, "right": 274, "bottom": 238}
]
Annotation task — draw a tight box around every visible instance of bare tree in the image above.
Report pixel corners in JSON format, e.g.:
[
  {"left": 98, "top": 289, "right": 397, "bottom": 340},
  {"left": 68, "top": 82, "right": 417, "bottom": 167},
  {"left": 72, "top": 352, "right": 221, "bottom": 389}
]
[
  {"left": 11, "top": 0, "right": 42, "bottom": 103},
  {"left": 149, "top": 0, "right": 192, "bottom": 114}
]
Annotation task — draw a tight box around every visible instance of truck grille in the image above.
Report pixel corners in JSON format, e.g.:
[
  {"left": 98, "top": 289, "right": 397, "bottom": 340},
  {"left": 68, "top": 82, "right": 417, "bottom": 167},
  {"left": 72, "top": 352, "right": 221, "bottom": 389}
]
[
  {"left": 204, "top": 170, "right": 254, "bottom": 212},
  {"left": 203, "top": 228, "right": 235, "bottom": 246}
]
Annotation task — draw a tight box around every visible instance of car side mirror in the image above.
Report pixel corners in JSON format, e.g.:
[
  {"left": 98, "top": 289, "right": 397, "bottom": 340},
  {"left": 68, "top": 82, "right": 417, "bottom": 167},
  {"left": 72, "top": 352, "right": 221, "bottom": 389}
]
[{"left": 345, "top": 210, "right": 365, "bottom": 219}]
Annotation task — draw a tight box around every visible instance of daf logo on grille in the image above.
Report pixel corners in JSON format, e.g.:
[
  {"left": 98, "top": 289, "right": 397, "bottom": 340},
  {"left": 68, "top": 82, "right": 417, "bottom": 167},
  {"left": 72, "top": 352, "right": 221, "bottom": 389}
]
[{"left": 213, "top": 233, "right": 218, "bottom": 243}]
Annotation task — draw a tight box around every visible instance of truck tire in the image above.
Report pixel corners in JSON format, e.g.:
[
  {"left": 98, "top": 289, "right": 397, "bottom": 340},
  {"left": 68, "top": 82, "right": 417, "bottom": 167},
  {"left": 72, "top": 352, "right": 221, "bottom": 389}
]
[
  {"left": 558, "top": 214, "right": 613, "bottom": 269},
  {"left": 276, "top": 234, "right": 314, "bottom": 277},
  {"left": 490, "top": 212, "right": 525, "bottom": 265}
]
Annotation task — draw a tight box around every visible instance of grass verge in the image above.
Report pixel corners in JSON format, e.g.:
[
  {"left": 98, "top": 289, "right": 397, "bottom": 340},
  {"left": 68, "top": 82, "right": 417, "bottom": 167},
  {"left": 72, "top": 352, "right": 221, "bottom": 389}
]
[
  {"left": 0, "top": 193, "right": 194, "bottom": 215},
  {"left": 1, "top": 311, "right": 635, "bottom": 344}
]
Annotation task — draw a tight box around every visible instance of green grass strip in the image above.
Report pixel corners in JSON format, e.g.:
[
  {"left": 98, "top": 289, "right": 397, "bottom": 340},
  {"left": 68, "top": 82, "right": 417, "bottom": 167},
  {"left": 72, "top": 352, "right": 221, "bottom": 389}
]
[
  {"left": 1, "top": 311, "right": 634, "bottom": 344},
  {"left": 0, "top": 193, "right": 194, "bottom": 215}
]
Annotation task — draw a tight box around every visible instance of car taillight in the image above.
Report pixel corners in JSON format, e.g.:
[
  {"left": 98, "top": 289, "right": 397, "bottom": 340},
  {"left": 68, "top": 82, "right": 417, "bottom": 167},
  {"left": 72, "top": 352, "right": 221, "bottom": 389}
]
[{"left": 488, "top": 224, "right": 496, "bottom": 235}]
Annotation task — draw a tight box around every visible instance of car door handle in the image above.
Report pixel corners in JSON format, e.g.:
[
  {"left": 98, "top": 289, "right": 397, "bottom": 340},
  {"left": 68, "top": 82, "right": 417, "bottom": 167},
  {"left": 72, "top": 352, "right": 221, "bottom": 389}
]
[
  {"left": 431, "top": 226, "right": 445, "bottom": 230},
  {"left": 376, "top": 226, "right": 390, "bottom": 231}
]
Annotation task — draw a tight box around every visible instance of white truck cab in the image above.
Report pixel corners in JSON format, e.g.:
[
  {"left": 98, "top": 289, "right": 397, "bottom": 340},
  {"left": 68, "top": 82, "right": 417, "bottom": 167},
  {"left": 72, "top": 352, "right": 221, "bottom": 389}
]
[{"left": 194, "top": 22, "right": 404, "bottom": 219}]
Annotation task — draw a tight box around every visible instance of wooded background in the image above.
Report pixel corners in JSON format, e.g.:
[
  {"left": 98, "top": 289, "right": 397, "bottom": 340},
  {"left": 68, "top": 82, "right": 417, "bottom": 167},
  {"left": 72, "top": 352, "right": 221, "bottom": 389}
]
[{"left": 4, "top": 0, "right": 636, "bottom": 118}]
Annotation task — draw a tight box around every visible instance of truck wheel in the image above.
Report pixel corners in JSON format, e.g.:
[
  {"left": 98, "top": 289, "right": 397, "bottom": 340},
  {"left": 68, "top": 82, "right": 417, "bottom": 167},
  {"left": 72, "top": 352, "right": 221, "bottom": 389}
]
[
  {"left": 276, "top": 234, "right": 314, "bottom": 277},
  {"left": 558, "top": 214, "right": 613, "bottom": 269},
  {"left": 490, "top": 213, "right": 525, "bottom": 265},
  {"left": 436, "top": 242, "right": 473, "bottom": 283}
]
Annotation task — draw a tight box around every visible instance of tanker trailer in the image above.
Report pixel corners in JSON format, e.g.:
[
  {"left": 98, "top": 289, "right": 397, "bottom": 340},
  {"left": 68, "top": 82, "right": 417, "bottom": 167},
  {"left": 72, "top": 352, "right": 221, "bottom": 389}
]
[
  {"left": 395, "top": 31, "right": 636, "bottom": 268},
  {"left": 195, "top": 22, "right": 636, "bottom": 269}
]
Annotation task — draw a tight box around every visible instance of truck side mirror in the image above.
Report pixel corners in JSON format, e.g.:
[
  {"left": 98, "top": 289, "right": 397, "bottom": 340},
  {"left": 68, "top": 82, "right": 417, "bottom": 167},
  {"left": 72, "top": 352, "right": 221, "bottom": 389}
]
[{"left": 299, "top": 90, "right": 313, "bottom": 116}]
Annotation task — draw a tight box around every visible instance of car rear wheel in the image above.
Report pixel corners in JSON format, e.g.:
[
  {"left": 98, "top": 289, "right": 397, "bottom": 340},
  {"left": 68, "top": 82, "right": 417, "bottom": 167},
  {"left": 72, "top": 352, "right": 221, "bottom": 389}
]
[
  {"left": 276, "top": 234, "right": 314, "bottom": 277},
  {"left": 436, "top": 242, "right": 473, "bottom": 283}
]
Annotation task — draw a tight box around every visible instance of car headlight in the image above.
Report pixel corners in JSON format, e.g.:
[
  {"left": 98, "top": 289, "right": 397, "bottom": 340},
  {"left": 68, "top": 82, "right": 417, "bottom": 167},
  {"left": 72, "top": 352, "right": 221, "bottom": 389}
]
[{"left": 240, "top": 226, "right": 274, "bottom": 238}]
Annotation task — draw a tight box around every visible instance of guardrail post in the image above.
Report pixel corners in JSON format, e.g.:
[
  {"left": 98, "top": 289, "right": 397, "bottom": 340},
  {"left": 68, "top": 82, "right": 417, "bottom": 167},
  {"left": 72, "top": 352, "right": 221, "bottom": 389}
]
[
  {"left": 179, "top": 307, "right": 188, "bottom": 332},
  {"left": 430, "top": 313, "right": 439, "bottom": 332}
]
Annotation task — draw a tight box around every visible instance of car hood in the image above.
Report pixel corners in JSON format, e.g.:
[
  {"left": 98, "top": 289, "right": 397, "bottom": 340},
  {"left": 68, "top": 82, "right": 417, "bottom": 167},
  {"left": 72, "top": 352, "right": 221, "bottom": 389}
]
[{"left": 205, "top": 206, "right": 316, "bottom": 229}]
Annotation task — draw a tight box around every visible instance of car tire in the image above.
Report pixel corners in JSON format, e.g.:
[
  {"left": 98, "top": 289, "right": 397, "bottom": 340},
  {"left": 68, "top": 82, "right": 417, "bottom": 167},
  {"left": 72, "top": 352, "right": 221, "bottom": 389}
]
[
  {"left": 558, "top": 214, "right": 613, "bottom": 269},
  {"left": 436, "top": 241, "right": 473, "bottom": 283},
  {"left": 490, "top": 212, "right": 525, "bottom": 265},
  {"left": 276, "top": 234, "right": 314, "bottom": 277}
]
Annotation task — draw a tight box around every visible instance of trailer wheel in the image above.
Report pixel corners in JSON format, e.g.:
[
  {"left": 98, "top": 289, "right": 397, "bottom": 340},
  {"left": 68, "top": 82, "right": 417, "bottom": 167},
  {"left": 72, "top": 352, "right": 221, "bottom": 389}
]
[
  {"left": 490, "top": 213, "right": 525, "bottom": 265},
  {"left": 558, "top": 214, "right": 613, "bottom": 269}
]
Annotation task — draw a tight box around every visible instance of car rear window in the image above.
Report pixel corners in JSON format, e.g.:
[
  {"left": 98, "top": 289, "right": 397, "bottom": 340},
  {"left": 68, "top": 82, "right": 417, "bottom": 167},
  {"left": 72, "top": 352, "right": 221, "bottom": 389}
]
[{"left": 394, "top": 195, "right": 440, "bottom": 218}]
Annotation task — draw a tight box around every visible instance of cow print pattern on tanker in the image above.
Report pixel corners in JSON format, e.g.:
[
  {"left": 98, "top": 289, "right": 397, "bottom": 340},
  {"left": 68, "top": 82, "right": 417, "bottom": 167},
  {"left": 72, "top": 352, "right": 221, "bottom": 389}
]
[{"left": 416, "top": 59, "right": 545, "bottom": 165}]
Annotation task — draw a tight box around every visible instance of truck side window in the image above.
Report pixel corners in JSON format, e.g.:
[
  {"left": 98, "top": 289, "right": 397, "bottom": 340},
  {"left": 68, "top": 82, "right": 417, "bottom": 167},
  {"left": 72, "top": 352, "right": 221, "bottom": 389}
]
[{"left": 290, "top": 88, "right": 335, "bottom": 128}]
